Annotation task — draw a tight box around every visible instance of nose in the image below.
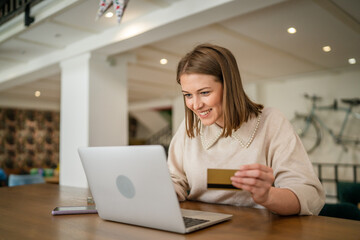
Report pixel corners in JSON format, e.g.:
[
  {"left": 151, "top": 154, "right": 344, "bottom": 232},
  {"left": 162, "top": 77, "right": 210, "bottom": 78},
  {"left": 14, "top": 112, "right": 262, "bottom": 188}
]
[{"left": 193, "top": 96, "right": 203, "bottom": 110}]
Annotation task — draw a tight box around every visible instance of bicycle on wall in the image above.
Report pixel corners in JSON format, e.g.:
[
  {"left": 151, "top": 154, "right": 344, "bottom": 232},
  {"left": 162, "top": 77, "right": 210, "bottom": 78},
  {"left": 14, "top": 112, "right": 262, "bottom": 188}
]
[{"left": 291, "top": 94, "right": 360, "bottom": 154}]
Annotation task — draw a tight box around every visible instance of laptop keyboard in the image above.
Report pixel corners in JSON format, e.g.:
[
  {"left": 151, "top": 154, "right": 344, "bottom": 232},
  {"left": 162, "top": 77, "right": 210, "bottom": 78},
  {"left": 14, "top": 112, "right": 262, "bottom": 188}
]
[{"left": 183, "top": 217, "right": 210, "bottom": 228}]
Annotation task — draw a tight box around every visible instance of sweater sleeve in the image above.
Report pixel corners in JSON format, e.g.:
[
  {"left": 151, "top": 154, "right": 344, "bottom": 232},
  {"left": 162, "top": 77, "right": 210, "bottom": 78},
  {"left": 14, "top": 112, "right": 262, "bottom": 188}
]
[
  {"left": 266, "top": 109, "right": 325, "bottom": 215},
  {"left": 167, "top": 120, "right": 189, "bottom": 201}
]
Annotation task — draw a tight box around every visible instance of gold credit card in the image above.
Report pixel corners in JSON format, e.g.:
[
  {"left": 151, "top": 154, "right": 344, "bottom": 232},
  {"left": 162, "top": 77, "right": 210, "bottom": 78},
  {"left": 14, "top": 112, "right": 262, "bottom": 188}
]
[{"left": 207, "top": 169, "right": 241, "bottom": 191}]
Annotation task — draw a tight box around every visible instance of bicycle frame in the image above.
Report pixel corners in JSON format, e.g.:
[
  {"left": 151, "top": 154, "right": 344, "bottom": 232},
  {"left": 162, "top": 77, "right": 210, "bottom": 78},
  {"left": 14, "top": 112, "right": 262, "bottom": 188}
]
[
  {"left": 292, "top": 94, "right": 360, "bottom": 154},
  {"left": 308, "top": 101, "right": 353, "bottom": 144}
]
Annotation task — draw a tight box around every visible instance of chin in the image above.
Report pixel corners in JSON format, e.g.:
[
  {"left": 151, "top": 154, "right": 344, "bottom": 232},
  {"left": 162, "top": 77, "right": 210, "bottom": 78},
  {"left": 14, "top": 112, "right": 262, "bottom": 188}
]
[{"left": 200, "top": 119, "right": 215, "bottom": 126}]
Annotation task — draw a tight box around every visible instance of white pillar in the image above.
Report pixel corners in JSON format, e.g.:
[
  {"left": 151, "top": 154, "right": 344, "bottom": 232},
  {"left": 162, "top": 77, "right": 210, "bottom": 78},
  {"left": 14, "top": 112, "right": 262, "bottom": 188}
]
[
  {"left": 60, "top": 53, "right": 91, "bottom": 188},
  {"left": 59, "top": 52, "right": 133, "bottom": 188},
  {"left": 89, "top": 53, "right": 134, "bottom": 146}
]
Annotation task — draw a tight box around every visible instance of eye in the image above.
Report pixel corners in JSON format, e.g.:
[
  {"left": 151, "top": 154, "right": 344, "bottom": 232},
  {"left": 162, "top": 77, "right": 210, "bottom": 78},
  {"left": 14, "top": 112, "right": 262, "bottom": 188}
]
[
  {"left": 200, "top": 91, "right": 210, "bottom": 96},
  {"left": 183, "top": 93, "right": 192, "bottom": 99}
]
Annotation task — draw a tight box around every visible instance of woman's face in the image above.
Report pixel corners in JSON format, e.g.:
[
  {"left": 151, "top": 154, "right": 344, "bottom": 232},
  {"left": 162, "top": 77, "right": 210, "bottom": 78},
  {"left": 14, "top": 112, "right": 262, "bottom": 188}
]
[{"left": 180, "top": 73, "right": 224, "bottom": 127}]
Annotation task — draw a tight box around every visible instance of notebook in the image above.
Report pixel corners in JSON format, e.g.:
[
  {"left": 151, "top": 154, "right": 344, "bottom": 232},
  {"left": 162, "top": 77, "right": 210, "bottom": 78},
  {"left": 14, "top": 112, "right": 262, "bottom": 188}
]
[{"left": 78, "top": 145, "right": 232, "bottom": 234}]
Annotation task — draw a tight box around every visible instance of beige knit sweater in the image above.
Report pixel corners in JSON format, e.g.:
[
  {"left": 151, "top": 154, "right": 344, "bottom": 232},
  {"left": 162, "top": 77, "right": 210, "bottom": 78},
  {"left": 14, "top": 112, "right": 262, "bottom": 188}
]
[{"left": 167, "top": 107, "right": 325, "bottom": 215}]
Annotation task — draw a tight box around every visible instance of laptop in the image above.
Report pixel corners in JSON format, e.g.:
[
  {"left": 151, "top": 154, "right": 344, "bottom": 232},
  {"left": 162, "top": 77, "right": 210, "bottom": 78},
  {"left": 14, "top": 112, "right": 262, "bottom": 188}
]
[{"left": 78, "top": 145, "right": 232, "bottom": 234}]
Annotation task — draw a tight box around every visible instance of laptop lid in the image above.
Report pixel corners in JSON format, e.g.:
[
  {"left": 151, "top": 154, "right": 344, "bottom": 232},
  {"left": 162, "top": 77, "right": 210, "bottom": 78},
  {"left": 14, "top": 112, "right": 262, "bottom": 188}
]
[{"left": 78, "top": 145, "right": 232, "bottom": 234}]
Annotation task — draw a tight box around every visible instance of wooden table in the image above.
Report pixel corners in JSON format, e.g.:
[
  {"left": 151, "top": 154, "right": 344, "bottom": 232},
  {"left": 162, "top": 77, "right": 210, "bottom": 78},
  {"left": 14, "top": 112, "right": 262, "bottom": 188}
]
[
  {"left": 0, "top": 184, "right": 359, "bottom": 240},
  {"left": 44, "top": 176, "right": 59, "bottom": 184}
]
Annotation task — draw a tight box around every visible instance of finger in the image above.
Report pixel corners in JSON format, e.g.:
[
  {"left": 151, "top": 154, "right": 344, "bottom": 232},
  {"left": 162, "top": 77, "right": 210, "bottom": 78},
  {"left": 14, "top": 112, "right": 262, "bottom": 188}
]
[
  {"left": 235, "top": 169, "right": 265, "bottom": 178},
  {"left": 231, "top": 181, "right": 248, "bottom": 191},
  {"left": 231, "top": 181, "right": 263, "bottom": 194},
  {"left": 231, "top": 177, "right": 257, "bottom": 186},
  {"left": 233, "top": 182, "right": 271, "bottom": 204},
  {"left": 231, "top": 176, "right": 271, "bottom": 188},
  {"left": 234, "top": 170, "right": 274, "bottom": 184},
  {"left": 231, "top": 179, "right": 272, "bottom": 200},
  {"left": 231, "top": 181, "right": 244, "bottom": 190}
]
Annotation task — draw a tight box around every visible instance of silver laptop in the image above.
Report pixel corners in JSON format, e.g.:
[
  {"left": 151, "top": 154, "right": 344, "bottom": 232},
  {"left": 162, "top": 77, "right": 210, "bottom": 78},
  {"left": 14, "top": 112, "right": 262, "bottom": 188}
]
[{"left": 78, "top": 145, "right": 232, "bottom": 234}]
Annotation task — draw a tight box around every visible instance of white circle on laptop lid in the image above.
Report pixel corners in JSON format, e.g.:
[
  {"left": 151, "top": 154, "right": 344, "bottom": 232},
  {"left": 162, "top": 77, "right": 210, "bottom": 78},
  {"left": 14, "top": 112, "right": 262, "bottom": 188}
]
[{"left": 116, "top": 175, "right": 136, "bottom": 199}]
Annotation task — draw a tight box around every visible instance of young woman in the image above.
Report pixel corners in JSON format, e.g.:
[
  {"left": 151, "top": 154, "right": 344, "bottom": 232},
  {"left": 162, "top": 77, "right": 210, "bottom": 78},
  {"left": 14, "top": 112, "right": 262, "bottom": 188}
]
[{"left": 167, "top": 43, "right": 325, "bottom": 215}]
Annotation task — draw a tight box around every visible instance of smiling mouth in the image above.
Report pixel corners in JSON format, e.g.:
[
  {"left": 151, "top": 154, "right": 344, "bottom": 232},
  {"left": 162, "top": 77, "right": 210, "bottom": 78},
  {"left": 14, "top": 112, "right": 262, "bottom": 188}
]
[{"left": 199, "top": 109, "right": 211, "bottom": 117}]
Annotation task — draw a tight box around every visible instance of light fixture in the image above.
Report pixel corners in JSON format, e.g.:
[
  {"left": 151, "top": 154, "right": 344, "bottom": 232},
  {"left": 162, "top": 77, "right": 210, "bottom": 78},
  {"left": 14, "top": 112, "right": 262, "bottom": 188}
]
[
  {"left": 105, "top": 12, "right": 113, "bottom": 18},
  {"left": 322, "top": 46, "right": 331, "bottom": 52},
  {"left": 348, "top": 58, "right": 356, "bottom": 64},
  {"left": 160, "top": 58, "right": 168, "bottom": 65},
  {"left": 287, "top": 27, "right": 296, "bottom": 34},
  {"left": 35, "top": 91, "right": 41, "bottom": 97}
]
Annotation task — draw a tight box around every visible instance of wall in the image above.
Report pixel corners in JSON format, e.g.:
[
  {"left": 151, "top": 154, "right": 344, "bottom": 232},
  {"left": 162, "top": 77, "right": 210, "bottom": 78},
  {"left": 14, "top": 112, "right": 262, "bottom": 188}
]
[
  {"left": 0, "top": 108, "right": 60, "bottom": 176},
  {"left": 260, "top": 67, "right": 360, "bottom": 162},
  {"left": 259, "top": 67, "right": 360, "bottom": 199},
  {"left": 172, "top": 96, "right": 185, "bottom": 135}
]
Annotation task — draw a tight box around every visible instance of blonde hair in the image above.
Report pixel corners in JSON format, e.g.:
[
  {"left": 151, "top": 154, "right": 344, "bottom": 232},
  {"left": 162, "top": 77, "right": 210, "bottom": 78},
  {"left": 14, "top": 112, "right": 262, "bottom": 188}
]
[{"left": 177, "top": 43, "right": 263, "bottom": 138}]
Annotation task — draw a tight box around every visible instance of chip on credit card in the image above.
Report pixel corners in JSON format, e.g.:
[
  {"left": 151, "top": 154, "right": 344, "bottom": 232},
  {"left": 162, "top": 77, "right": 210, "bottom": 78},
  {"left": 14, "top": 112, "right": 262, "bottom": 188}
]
[{"left": 207, "top": 169, "right": 241, "bottom": 190}]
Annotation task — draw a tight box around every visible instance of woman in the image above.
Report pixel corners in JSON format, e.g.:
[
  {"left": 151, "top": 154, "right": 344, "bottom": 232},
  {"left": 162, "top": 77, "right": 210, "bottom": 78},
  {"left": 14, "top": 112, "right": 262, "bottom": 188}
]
[{"left": 167, "top": 43, "right": 325, "bottom": 215}]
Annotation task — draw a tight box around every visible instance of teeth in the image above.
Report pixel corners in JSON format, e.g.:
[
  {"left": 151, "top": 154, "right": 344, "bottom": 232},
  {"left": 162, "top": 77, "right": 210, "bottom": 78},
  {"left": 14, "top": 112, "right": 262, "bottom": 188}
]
[{"left": 199, "top": 110, "right": 211, "bottom": 116}]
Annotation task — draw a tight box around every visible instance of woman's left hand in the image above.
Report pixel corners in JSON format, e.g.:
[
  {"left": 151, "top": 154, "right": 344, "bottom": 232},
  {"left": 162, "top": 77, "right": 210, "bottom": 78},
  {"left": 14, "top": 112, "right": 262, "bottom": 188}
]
[{"left": 231, "top": 163, "right": 275, "bottom": 205}]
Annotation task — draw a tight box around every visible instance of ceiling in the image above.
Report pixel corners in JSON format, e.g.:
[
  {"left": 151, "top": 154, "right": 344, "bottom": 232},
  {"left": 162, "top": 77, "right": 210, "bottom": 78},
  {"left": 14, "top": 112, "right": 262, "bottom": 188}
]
[{"left": 0, "top": 0, "right": 359, "bottom": 110}]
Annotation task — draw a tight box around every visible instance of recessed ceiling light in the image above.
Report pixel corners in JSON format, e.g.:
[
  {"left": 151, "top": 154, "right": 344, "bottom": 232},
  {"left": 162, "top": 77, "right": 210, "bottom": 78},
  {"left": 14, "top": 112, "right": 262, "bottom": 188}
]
[
  {"left": 322, "top": 46, "right": 331, "bottom": 52},
  {"left": 105, "top": 12, "right": 113, "bottom": 18},
  {"left": 35, "top": 91, "right": 41, "bottom": 97},
  {"left": 348, "top": 58, "right": 356, "bottom": 64},
  {"left": 287, "top": 27, "right": 296, "bottom": 34},
  {"left": 160, "top": 58, "right": 168, "bottom": 65}
]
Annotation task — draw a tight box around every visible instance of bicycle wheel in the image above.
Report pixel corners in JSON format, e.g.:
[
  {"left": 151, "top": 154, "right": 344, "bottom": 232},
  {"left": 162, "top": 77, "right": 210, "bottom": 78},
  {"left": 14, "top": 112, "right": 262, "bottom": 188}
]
[{"left": 291, "top": 115, "right": 321, "bottom": 154}]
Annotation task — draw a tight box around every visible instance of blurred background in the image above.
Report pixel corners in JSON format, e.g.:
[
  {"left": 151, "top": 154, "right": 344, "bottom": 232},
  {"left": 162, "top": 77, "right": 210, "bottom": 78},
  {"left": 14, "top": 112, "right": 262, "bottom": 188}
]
[{"left": 0, "top": 0, "right": 359, "bottom": 201}]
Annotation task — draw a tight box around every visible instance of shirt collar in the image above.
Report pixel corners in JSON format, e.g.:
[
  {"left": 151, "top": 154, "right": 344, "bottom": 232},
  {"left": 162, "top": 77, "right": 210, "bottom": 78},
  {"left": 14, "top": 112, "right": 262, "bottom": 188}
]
[{"left": 200, "top": 114, "right": 261, "bottom": 150}]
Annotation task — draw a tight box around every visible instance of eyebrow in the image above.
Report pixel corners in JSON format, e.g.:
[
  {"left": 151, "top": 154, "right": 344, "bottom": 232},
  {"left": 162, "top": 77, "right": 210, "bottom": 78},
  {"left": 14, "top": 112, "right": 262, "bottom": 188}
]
[{"left": 182, "top": 87, "right": 211, "bottom": 94}]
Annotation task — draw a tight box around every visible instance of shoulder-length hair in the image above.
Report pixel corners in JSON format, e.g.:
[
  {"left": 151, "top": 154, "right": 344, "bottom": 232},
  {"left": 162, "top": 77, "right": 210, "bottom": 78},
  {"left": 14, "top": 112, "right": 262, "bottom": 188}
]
[{"left": 176, "top": 43, "right": 263, "bottom": 138}]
